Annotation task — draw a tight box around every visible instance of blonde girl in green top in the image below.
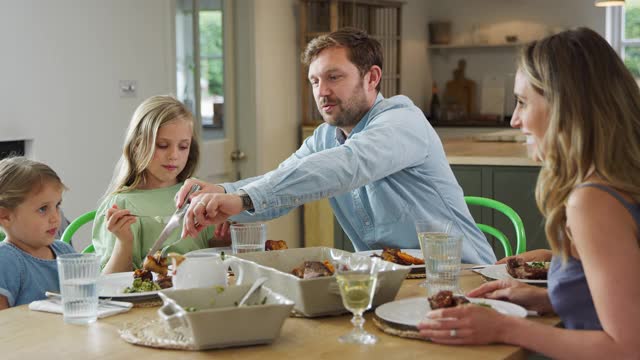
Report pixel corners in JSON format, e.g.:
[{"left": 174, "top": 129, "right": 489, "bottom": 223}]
[{"left": 92, "top": 95, "right": 229, "bottom": 273}]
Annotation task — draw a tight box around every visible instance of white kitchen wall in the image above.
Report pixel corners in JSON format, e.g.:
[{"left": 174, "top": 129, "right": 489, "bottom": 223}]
[
  {"left": 425, "top": 0, "right": 606, "bottom": 113},
  {"left": 0, "top": 0, "right": 175, "bottom": 250}
]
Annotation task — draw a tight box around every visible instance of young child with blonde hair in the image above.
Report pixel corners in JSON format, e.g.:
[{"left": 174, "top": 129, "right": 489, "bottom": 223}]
[
  {"left": 92, "top": 95, "right": 228, "bottom": 274},
  {"left": 0, "top": 156, "right": 75, "bottom": 309}
]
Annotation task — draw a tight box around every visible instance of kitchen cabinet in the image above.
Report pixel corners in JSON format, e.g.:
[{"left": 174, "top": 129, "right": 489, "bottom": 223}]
[
  {"left": 451, "top": 165, "right": 547, "bottom": 259},
  {"left": 325, "top": 164, "right": 547, "bottom": 256}
]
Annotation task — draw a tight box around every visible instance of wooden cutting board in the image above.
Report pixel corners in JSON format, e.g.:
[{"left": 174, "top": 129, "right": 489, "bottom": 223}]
[{"left": 444, "top": 59, "right": 476, "bottom": 114}]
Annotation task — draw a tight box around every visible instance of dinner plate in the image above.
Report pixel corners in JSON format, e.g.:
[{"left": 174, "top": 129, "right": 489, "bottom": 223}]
[
  {"left": 473, "top": 264, "right": 547, "bottom": 285},
  {"left": 97, "top": 272, "right": 170, "bottom": 299},
  {"left": 375, "top": 296, "right": 527, "bottom": 328},
  {"left": 355, "top": 249, "right": 424, "bottom": 269}
]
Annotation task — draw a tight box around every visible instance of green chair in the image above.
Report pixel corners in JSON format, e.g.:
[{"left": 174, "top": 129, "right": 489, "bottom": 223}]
[
  {"left": 464, "top": 196, "right": 526, "bottom": 257},
  {"left": 61, "top": 210, "right": 96, "bottom": 254},
  {"left": 0, "top": 230, "right": 4, "bottom": 242}
]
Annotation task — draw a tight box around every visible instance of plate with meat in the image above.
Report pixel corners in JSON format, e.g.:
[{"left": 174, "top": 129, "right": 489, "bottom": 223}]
[
  {"left": 356, "top": 248, "right": 425, "bottom": 270},
  {"left": 375, "top": 291, "right": 527, "bottom": 328},
  {"left": 473, "top": 259, "right": 550, "bottom": 285},
  {"left": 97, "top": 252, "right": 179, "bottom": 299}
]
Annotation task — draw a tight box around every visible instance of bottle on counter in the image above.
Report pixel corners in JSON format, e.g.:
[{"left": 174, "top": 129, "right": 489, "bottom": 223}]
[{"left": 430, "top": 81, "right": 441, "bottom": 122}]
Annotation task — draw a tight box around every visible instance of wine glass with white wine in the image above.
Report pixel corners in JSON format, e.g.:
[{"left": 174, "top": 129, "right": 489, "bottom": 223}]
[{"left": 334, "top": 255, "right": 382, "bottom": 345}]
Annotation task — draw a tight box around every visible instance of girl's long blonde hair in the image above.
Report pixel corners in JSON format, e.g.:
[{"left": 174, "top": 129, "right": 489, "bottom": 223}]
[
  {"left": 105, "top": 95, "right": 199, "bottom": 196},
  {"left": 518, "top": 28, "right": 640, "bottom": 258}
]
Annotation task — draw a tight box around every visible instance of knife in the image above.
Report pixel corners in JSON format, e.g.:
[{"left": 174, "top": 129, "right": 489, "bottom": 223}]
[{"left": 145, "top": 184, "right": 201, "bottom": 257}]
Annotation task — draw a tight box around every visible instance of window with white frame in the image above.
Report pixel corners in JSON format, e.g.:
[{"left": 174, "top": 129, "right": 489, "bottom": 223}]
[
  {"left": 176, "top": 0, "right": 225, "bottom": 139},
  {"left": 606, "top": 1, "right": 640, "bottom": 86}
]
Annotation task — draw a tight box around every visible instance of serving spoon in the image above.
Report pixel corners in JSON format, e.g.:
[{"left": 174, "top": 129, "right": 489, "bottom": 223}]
[{"left": 237, "top": 277, "right": 268, "bottom": 307}]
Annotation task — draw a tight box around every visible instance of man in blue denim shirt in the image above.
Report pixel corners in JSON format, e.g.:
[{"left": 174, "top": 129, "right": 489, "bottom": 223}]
[{"left": 178, "top": 28, "right": 496, "bottom": 264}]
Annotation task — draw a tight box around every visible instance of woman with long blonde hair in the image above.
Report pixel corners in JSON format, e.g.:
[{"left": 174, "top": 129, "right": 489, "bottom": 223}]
[
  {"left": 92, "top": 95, "right": 228, "bottom": 273},
  {"left": 418, "top": 28, "right": 640, "bottom": 359}
]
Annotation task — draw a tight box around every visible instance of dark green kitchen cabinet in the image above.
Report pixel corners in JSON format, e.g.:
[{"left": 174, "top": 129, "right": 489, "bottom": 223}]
[{"left": 451, "top": 165, "right": 548, "bottom": 259}]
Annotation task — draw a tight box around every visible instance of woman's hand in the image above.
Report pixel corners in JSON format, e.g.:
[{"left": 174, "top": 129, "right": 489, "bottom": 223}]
[
  {"left": 105, "top": 204, "right": 136, "bottom": 244},
  {"left": 467, "top": 279, "right": 553, "bottom": 314},
  {"left": 496, "top": 249, "right": 552, "bottom": 264},
  {"left": 417, "top": 304, "right": 511, "bottom": 345}
]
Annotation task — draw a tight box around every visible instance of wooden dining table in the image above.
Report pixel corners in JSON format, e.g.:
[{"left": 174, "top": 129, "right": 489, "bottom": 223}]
[{"left": 0, "top": 269, "right": 558, "bottom": 360}]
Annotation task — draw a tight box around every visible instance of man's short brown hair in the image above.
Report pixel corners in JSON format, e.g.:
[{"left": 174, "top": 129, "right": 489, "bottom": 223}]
[{"left": 302, "top": 27, "right": 383, "bottom": 92}]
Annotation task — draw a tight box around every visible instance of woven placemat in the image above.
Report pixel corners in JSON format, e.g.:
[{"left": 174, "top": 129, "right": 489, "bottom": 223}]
[
  {"left": 372, "top": 316, "right": 426, "bottom": 341},
  {"left": 119, "top": 318, "right": 196, "bottom": 350}
]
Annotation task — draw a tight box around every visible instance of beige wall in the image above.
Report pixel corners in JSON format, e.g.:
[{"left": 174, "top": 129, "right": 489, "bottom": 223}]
[{"left": 254, "top": 0, "right": 302, "bottom": 247}]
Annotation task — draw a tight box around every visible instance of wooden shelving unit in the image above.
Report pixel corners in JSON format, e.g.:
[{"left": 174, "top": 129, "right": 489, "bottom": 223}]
[
  {"left": 299, "top": 0, "right": 403, "bottom": 126},
  {"left": 298, "top": 0, "right": 403, "bottom": 248}
]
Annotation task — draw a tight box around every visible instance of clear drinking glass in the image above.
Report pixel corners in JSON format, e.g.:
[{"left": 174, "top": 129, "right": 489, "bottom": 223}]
[
  {"left": 416, "top": 220, "right": 463, "bottom": 296},
  {"left": 415, "top": 219, "right": 454, "bottom": 288},
  {"left": 57, "top": 253, "right": 100, "bottom": 324},
  {"left": 334, "top": 256, "right": 381, "bottom": 345},
  {"left": 230, "top": 223, "right": 267, "bottom": 254}
]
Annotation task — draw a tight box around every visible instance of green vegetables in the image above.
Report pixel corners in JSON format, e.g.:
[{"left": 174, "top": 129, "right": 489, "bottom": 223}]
[
  {"left": 474, "top": 302, "right": 493, "bottom": 308},
  {"left": 529, "top": 261, "right": 550, "bottom": 269},
  {"left": 123, "top": 278, "right": 162, "bottom": 293}
]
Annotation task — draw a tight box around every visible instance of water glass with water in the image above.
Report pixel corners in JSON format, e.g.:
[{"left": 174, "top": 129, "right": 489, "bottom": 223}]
[
  {"left": 415, "top": 219, "right": 463, "bottom": 296},
  {"left": 57, "top": 253, "right": 100, "bottom": 324},
  {"left": 230, "top": 223, "right": 267, "bottom": 254}
]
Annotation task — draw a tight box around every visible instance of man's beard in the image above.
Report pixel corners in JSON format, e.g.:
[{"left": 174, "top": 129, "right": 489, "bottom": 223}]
[{"left": 318, "top": 86, "right": 369, "bottom": 128}]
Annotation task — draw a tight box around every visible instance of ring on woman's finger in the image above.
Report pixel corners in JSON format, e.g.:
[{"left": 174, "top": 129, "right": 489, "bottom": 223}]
[
  {"left": 196, "top": 200, "right": 206, "bottom": 209},
  {"left": 449, "top": 328, "right": 457, "bottom": 337}
]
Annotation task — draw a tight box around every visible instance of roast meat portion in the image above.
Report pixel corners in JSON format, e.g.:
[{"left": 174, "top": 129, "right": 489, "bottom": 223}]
[
  {"left": 428, "top": 290, "right": 470, "bottom": 310},
  {"left": 506, "top": 258, "right": 548, "bottom": 280}
]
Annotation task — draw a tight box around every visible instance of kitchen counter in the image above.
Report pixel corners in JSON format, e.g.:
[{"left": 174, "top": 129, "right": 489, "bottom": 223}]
[
  {"left": 437, "top": 127, "right": 540, "bottom": 167},
  {"left": 442, "top": 138, "right": 539, "bottom": 166}
]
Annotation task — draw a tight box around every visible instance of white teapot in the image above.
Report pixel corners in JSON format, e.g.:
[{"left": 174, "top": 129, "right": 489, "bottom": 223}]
[{"left": 170, "top": 253, "right": 243, "bottom": 290}]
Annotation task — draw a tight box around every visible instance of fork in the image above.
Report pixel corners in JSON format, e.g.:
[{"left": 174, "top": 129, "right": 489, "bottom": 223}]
[
  {"left": 146, "top": 184, "right": 201, "bottom": 258},
  {"left": 45, "top": 291, "right": 132, "bottom": 309}
]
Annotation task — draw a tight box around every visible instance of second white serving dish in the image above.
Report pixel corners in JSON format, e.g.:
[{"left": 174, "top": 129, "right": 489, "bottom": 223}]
[{"left": 234, "top": 247, "right": 410, "bottom": 317}]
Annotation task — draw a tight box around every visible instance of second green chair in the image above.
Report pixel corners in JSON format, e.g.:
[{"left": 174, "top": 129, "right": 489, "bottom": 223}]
[{"left": 464, "top": 196, "right": 526, "bottom": 257}]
